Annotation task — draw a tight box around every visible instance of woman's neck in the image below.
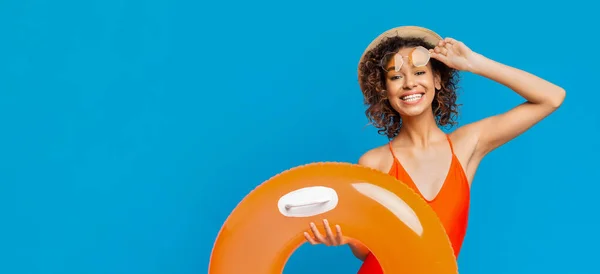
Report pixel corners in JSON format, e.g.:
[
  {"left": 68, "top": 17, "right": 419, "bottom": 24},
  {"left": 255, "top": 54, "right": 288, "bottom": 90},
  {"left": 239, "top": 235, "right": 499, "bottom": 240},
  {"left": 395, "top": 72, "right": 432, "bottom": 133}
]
[{"left": 395, "top": 112, "right": 445, "bottom": 148}]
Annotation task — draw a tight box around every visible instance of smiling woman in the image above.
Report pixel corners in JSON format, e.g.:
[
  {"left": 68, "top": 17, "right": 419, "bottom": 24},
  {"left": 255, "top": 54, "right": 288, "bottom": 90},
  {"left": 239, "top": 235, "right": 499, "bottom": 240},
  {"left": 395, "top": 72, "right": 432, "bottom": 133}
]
[{"left": 302, "top": 25, "right": 566, "bottom": 273}]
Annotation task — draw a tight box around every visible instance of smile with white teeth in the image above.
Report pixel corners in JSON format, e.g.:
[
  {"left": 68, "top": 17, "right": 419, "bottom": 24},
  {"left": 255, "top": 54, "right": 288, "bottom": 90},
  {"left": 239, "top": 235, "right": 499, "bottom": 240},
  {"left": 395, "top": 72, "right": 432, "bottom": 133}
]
[{"left": 401, "top": 93, "right": 423, "bottom": 102}]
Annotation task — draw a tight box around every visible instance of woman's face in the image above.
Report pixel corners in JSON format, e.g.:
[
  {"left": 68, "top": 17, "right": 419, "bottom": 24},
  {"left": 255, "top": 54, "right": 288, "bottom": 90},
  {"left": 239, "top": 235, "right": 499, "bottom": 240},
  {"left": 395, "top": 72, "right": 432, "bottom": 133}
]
[{"left": 383, "top": 46, "right": 442, "bottom": 118}]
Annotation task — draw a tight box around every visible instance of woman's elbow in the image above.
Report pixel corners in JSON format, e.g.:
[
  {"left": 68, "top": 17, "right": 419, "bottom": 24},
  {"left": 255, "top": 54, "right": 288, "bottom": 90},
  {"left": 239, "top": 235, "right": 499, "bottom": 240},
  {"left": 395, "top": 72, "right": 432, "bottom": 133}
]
[
  {"left": 552, "top": 87, "right": 566, "bottom": 108},
  {"left": 546, "top": 87, "right": 566, "bottom": 109}
]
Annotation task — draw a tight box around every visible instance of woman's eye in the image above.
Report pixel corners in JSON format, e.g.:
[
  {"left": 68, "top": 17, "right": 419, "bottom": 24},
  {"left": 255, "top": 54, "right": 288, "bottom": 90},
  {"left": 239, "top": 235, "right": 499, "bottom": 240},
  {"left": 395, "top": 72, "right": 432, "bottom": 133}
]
[
  {"left": 390, "top": 75, "right": 402, "bottom": 80},
  {"left": 415, "top": 71, "right": 426, "bottom": 75}
]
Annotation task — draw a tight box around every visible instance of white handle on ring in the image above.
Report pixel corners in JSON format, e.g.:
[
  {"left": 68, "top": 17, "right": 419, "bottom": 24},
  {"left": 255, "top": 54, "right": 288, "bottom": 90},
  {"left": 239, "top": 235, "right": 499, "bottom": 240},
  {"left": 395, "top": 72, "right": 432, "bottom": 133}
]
[
  {"left": 277, "top": 186, "right": 339, "bottom": 218},
  {"left": 284, "top": 198, "right": 331, "bottom": 210}
]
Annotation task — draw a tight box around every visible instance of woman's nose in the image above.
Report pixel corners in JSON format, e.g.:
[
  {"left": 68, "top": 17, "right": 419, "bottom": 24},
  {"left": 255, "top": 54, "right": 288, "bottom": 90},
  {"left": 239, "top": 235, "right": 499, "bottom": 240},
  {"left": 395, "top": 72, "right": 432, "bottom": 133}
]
[{"left": 403, "top": 75, "right": 416, "bottom": 89}]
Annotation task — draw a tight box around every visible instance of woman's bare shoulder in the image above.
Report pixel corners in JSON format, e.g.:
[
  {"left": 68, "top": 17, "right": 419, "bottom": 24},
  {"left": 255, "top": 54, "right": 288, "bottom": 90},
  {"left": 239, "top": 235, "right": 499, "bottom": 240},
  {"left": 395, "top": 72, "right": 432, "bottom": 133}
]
[{"left": 357, "top": 144, "right": 394, "bottom": 173}]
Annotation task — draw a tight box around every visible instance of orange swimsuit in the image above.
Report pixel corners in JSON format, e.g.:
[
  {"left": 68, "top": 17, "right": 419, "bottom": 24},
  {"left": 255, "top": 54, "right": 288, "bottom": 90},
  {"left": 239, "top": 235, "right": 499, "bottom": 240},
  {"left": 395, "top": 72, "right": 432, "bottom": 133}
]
[{"left": 357, "top": 135, "right": 470, "bottom": 273}]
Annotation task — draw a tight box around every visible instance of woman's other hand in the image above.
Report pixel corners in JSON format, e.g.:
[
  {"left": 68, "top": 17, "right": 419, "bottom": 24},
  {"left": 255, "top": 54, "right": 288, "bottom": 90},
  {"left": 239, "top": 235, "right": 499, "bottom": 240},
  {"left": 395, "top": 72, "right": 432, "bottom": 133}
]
[{"left": 303, "top": 219, "right": 347, "bottom": 246}]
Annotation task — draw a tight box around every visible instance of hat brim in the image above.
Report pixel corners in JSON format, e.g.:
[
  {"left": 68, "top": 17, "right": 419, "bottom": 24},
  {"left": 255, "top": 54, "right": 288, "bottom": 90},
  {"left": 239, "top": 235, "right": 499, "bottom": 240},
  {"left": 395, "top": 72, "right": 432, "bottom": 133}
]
[{"left": 357, "top": 26, "right": 443, "bottom": 90}]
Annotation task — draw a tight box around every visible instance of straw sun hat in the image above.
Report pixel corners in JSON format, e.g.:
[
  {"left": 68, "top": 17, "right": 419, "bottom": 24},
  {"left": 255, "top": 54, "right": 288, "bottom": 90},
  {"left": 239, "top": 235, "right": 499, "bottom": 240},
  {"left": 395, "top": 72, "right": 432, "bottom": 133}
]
[{"left": 357, "top": 26, "right": 443, "bottom": 91}]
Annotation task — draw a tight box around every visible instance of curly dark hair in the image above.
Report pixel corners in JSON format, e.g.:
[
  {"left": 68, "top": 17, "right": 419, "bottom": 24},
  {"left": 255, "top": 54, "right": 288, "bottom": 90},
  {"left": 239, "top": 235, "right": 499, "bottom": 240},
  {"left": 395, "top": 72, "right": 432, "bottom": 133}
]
[{"left": 358, "top": 36, "right": 461, "bottom": 139}]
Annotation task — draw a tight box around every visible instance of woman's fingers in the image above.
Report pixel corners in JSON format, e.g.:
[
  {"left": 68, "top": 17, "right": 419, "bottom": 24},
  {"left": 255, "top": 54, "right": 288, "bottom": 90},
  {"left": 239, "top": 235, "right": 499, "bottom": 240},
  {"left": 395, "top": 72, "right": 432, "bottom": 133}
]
[
  {"left": 444, "top": 37, "right": 460, "bottom": 44},
  {"left": 335, "top": 225, "right": 344, "bottom": 245},
  {"left": 444, "top": 43, "right": 454, "bottom": 54},
  {"left": 434, "top": 46, "right": 447, "bottom": 56},
  {"left": 306, "top": 219, "right": 346, "bottom": 246},
  {"left": 304, "top": 232, "right": 318, "bottom": 245},
  {"left": 323, "top": 219, "right": 335, "bottom": 244},
  {"left": 310, "top": 222, "right": 328, "bottom": 245},
  {"left": 430, "top": 49, "right": 449, "bottom": 63}
]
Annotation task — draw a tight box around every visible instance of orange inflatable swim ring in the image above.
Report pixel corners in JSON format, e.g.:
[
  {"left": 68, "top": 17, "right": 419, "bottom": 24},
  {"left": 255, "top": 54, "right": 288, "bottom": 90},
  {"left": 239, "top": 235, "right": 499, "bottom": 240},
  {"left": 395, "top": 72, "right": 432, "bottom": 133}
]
[{"left": 208, "top": 162, "right": 458, "bottom": 273}]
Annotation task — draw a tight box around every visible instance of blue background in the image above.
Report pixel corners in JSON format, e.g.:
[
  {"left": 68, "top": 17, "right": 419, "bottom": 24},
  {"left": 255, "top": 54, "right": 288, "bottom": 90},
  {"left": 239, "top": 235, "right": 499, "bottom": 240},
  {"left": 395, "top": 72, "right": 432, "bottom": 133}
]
[{"left": 1, "top": 0, "right": 597, "bottom": 273}]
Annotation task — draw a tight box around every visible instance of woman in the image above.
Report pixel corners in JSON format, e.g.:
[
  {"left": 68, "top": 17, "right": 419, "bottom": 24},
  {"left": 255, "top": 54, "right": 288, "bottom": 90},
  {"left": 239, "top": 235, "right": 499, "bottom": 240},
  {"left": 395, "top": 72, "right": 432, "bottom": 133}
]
[{"left": 302, "top": 26, "right": 566, "bottom": 273}]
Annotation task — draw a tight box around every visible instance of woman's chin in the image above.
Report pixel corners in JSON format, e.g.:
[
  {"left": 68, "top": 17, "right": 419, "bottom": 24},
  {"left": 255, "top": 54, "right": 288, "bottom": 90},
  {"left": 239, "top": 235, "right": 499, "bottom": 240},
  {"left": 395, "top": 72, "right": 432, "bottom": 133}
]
[{"left": 397, "top": 105, "right": 433, "bottom": 118}]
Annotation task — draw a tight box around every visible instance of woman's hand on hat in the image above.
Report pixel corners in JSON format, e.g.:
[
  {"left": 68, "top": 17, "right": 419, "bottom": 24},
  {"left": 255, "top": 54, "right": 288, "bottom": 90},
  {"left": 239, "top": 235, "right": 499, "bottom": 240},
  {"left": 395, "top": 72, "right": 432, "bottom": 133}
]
[
  {"left": 304, "top": 219, "right": 348, "bottom": 246},
  {"left": 430, "top": 37, "right": 480, "bottom": 72}
]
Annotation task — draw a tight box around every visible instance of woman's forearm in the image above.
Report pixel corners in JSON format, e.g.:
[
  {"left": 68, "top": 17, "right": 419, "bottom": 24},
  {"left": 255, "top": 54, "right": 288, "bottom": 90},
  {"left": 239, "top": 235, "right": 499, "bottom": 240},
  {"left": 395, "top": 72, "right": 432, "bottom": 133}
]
[{"left": 468, "top": 52, "right": 566, "bottom": 108}]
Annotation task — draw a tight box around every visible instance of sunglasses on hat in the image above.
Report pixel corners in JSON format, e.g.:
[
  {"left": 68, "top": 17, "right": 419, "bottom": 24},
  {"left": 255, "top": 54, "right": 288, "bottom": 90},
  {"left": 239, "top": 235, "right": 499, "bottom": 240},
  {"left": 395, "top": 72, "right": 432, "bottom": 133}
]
[{"left": 380, "top": 46, "right": 431, "bottom": 72}]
